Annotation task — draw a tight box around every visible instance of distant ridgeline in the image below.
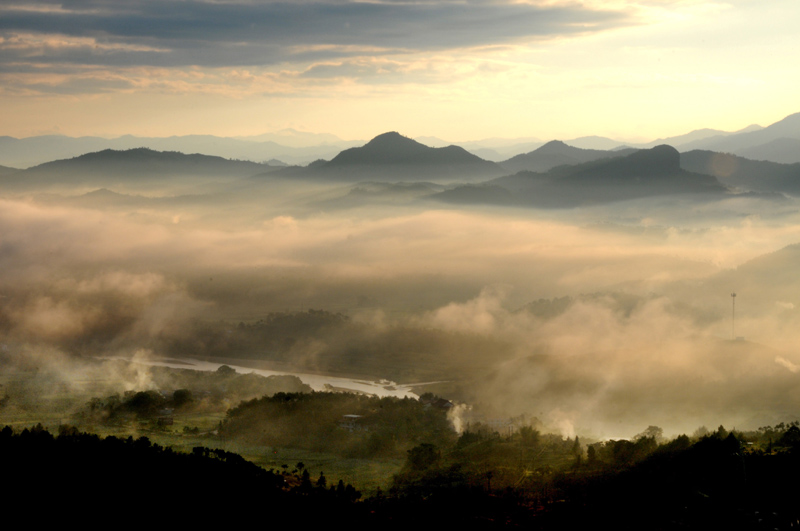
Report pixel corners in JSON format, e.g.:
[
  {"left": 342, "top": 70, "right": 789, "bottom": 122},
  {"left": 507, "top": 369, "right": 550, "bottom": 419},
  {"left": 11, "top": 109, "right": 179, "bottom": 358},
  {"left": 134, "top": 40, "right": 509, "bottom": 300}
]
[
  {"left": 499, "top": 140, "right": 638, "bottom": 174},
  {"left": 263, "top": 132, "right": 507, "bottom": 182},
  {"left": 2, "top": 128, "right": 799, "bottom": 204},
  {"left": 435, "top": 145, "right": 730, "bottom": 208},
  {"left": 0, "top": 147, "right": 280, "bottom": 192}
]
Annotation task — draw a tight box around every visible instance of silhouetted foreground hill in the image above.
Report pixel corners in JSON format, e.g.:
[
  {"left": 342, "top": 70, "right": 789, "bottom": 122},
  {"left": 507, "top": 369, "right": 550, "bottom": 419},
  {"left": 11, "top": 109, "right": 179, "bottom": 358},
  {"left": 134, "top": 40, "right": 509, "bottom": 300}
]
[
  {"left": 1, "top": 425, "right": 364, "bottom": 526},
  {"left": 436, "top": 145, "right": 729, "bottom": 208},
  {"left": 269, "top": 132, "right": 506, "bottom": 182},
  {"left": 6, "top": 424, "right": 800, "bottom": 529},
  {"left": 1, "top": 425, "right": 531, "bottom": 528},
  {"left": 547, "top": 435, "right": 800, "bottom": 530}
]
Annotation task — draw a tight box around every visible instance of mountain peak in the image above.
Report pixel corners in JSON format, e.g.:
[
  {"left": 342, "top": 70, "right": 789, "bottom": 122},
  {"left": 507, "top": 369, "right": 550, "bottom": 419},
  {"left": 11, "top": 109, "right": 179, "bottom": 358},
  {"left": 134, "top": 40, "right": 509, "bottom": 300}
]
[
  {"left": 633, "top": 144, "right": 681, "bottom": 169},
  {"left": 538, "top": 140, "right": 570, "bottom": 151},
  {"left": 362, "top": 132, "right": 424, "bottom": 150},
  {"left": 314, "top": 132, "right": 504, "bottom": 181},
  {"left": 766, "top": 111, "right": 800, "bottom": 135},
  {"left": 368, "top": 131, "right": 407, "bottom": 142},
  {"left": 330, "top": 132, "right": 437, "bottom": 166}
]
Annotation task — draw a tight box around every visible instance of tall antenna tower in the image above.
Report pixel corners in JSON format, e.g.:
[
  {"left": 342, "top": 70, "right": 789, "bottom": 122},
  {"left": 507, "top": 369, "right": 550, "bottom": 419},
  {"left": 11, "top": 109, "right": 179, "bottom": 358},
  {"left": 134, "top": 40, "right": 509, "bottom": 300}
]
[{"left": 731, "top": 292, "right": 736, "bottom": 340}]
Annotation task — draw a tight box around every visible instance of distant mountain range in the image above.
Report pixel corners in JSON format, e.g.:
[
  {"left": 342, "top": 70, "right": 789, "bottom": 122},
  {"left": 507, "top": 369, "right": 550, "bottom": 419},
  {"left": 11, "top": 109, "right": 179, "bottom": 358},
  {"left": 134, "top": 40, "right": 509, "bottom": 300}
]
[
  {"left": 0, "top": 148, "right": 279, "bottom": 193},
  {"left": 680, "top": 150, "right": 800, "bottom": 194},
  {"left": 677, "top": 112, "right": 800, "bottom": 163},
  {"left": 2, "top": 111, "right": 798, "bottom": 169},
  {"left": 3, "top": 124, "right": 800, "bottom": 208},
  {"left": 435, "top": 145, "right": 730, "bottom": 208},
  {"left": 498, "top": 141, "right": 800, "bottom": 197},
  {"left": 499, "top": 140, "right": 638, "bottom": 174},
  {"left": 0, "top": 133, "right": 361, "bottom": 169}
]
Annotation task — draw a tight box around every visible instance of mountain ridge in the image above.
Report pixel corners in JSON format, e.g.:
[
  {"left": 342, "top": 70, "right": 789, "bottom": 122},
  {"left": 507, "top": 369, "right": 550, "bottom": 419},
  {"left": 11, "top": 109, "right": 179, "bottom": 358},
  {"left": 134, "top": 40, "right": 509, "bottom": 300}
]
[
  {"left": 500, "top": 140, "right": 637, "bottom": 173},
  {"left": 3, "top": 148, "right": 279, "bottom": 194},
  {"left": 437, "top": 145, "right": 729, "bottom": 208},
  {"left": 273, "top": 131, "right": 507, "bottom": 183}
]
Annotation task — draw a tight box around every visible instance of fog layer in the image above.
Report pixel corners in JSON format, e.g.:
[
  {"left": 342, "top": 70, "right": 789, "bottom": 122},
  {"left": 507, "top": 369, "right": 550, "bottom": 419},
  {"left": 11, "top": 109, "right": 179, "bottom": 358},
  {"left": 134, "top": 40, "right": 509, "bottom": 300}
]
[{"left": 3, "top": 176, "right": 800, "bottom": 437}]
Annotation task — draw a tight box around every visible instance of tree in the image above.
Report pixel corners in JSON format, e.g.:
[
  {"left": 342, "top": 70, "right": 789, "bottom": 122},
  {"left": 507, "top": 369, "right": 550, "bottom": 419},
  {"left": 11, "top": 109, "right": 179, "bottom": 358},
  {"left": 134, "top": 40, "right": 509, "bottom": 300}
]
[
  {"left": 125, "top": 391, "right": 165, "bottom": 417},
  {"left": 172, "top": 389, "right": 193, "bottom": 408},
  {"left": 216, "top": 365, "right": 236, "bottom": 376},
  {"left": 572, "top": 436, "right": 583, "bottom": 466},
  {"left": 519, "top": 425, "right": 540, "bottom": 447},
  {"left": 635, "top": 425, "right": 663, "bottom": 443},
  {"left": 406, "top": 443, "right": 441, "bottom": 471},
  {"left": 587, "top": 445, "right": 598, "bottom": 465},
  {"left": 779, "top": 425, "right": 800, "bottom": 448},
  {"left": 300, "top": 469, "right": 312, "bottom": 491}
]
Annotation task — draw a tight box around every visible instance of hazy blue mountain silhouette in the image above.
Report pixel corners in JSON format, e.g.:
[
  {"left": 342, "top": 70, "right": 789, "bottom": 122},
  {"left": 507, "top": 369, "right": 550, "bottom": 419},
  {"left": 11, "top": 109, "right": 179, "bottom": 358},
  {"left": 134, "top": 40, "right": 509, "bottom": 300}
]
[
  {"left": 641, "top": 123, "right": 763, "bottom": 149},
  {"left": 436, "top": 145, "right": 729, "bottom": 208},
  {"left": 275, "top": 132, "right": 506, "bottom": 182},
  {"left": 679, "top": 112, "right": 800, "bottom": 162},
  {"left": 561, "top": 136, "right": 626, "bottom": 150},
  {"left": 737, "top": 138, "right": 800, "bottom": 165},
  {"left": 0, "top": 133, "right": 360, "bottom": 169},
  {"left": 500, "top": 140, "right": 636, "bottom": 173},
  {"left": 681, "top": 150, "right": 800, "bottom": 194}
]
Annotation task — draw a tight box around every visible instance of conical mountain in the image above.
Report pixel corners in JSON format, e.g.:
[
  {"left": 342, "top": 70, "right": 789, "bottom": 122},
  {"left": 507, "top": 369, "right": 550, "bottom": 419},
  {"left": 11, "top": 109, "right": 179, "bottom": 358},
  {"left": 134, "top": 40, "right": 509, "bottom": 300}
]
[
  {"left": 330, "top": 132, "right": 437, "bottom": 165},
  {"left": 300, "top": 132, "right": 506, "bottom": 182}
]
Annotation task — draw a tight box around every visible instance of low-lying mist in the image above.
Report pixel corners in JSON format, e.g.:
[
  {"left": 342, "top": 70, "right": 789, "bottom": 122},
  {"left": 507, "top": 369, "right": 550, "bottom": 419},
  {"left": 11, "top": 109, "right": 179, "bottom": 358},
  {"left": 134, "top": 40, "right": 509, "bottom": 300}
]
[{"left": 2, "top": 177, "right": 800, "bottom": 439}]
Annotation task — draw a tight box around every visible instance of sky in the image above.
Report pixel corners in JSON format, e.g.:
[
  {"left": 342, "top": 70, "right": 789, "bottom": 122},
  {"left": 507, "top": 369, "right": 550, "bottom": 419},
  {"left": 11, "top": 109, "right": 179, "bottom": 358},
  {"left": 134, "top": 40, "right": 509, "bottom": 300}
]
[{"left": 1, "top": 0, "right": 799, "bottom": 142}]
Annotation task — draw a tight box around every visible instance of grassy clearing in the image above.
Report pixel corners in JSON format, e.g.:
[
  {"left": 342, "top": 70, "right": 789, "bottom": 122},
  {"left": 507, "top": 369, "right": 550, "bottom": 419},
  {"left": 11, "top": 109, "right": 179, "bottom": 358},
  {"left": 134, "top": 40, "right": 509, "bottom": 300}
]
[{"left": 0, "top": 367, "right": 407, "bottom": 494}]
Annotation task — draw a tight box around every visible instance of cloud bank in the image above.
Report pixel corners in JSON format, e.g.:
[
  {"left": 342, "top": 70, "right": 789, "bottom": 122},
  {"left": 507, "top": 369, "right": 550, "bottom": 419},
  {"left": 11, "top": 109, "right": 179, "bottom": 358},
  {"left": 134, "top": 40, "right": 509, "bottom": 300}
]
[
  {"left": 0, "top": 1, "right": 631, "bottom": 70},
  {"left": 3, "top": 184, "right": 800, "bottom": 438}
]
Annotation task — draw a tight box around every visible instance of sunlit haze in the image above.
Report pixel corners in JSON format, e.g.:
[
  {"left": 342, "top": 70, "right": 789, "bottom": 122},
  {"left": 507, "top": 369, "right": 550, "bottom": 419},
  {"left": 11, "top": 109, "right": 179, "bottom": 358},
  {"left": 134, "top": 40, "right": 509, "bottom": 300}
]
[{"left": 2, "top": 0, "right": 798, "bottom": 141}]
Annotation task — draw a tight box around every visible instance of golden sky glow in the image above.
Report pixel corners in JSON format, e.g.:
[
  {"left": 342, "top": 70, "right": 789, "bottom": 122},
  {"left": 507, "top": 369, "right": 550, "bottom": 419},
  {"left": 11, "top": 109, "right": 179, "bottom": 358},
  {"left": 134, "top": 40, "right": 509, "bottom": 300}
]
[{"left": 1, "top": 0, "right": 798, "bottom": 141}]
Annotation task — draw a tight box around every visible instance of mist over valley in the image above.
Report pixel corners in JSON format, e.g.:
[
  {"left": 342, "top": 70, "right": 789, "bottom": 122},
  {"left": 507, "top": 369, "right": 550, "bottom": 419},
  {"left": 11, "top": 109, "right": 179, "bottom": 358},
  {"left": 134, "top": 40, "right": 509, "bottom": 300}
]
[
  {"left": 3, "top": 115, "right": 800, "bottom": 442},
  {"left": 5, "top": 0, "right": 800, "bottom": 523}
]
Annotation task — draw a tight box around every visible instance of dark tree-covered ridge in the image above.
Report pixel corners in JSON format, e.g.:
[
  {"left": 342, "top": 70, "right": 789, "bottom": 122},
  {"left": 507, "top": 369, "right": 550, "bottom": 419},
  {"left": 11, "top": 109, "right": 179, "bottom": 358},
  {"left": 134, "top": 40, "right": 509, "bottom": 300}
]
[{"left": 222, "top": 391, "right": 457, "bottom": 457}]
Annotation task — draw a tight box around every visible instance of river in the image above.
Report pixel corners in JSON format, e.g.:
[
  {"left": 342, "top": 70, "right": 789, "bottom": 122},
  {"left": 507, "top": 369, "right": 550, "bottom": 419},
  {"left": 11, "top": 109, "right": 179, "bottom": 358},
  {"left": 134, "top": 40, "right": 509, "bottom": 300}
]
[{"left": 136, "top": 356, "right": 424, "bottom": 399}]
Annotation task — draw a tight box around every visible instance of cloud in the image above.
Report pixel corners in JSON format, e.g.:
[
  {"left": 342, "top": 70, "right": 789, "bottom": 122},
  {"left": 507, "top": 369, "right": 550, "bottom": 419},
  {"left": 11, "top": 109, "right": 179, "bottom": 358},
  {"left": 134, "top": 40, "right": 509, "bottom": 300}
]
[
  {"left": 0, "top": 1, "right": 632, "bottom": 69},
  {"left": 4, "top": 187, "right": 800, "bottom": 438},
  {"left": 775, "top": 356, "right": 800, "bottom": 373},
  {"left": 432, "top": 288, "right": 800, "bottom": 438}
]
